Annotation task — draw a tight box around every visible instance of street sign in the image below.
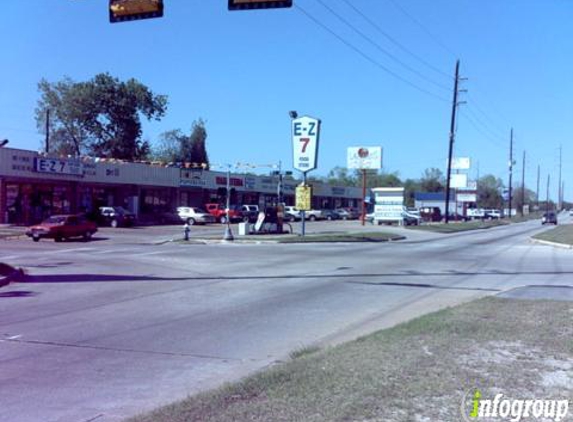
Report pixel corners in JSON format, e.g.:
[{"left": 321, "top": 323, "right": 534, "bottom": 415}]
[
  {"left": 292, "top": 116, "right": 320, "bottom": 173},
  {"left": 347, "top": 146, "right": 382, "bottom": 170},
  {"left": 229, "top": 0, "right": 293, "bottom": 10},
  {"left": 295, "top": 185, "right": 312, "bottom": 210}
]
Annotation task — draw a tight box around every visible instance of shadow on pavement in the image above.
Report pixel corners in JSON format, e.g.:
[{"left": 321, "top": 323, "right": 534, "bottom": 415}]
[{"left": 0, "top": 291, "right": 36, "bottom": 298}]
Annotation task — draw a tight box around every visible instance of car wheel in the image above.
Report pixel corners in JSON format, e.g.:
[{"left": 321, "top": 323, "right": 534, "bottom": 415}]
[
  {"left": 220, "top": 216, "right": 228, "bottom": 224},
  {"left": 243, "top": 216, "right": 250, "bottom": 223},
  {"left": 187, "top": 218, "right": 196, "bottom": 225},
  {"left": 54, "top": 236, "right": 63, "bottom": 242},
  {"left": 111, "top": 219, "right": 118, "bottom": 228},
  {"left": 83, "top": 231, "right": 93, "bottom": 241},
  {"left": 32, "top": 236, "right": 40, "bottom": 242},
  {"left": 327, "top": 215, "right": 333, "bottom": 221},
  {"left": 309, "top": 215, "right": 316, "bottom": 222}
]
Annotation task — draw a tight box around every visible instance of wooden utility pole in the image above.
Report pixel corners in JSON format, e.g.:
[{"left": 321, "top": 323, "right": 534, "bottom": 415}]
[
  {"left": 558, "top": 145, "right": 562, "bottom": 210},
  {"left": 521, "top": 150, "right": 526, "bottom": 216},
  {"left": 45, "top": 109, "right": 50, "bottom": 153},
  {"left": 536, "top": 165, "right": 540, "bottom": 209},
  {"left": 445, "top": 60, "right": 460, "bottom": 224},
  {"left": 508, "top": 128, "right": 513, "bottom": 219},
  {"left": 546, "top": 174, "right": 550, "bottom": 212}
]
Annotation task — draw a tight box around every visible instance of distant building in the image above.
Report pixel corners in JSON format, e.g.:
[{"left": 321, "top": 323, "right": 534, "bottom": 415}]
[{"left": 0, "top": 147, "right": 362, "bottom": 225}]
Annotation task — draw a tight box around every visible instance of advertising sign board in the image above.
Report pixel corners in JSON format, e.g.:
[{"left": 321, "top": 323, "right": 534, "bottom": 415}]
[
  {"left": 295, "top": 185, "right": 312, "bottom": 211},
  {"left": 34, "top": 157, "right": 83, "bottom": 177},
  {"left": 292, "top": 116, "right": 320, "bottom": 173},
  {"left": 450, "top": 174, "right": 468, "bottom": 189},
  {"left": 347, "top": 146, "right": 382, "bottom": 170},
  {"left": 449, "top": 157, "right": 471, "bottom": 170},
  {"left": 372, "top": 187, "right": 404, "bottom": 222}
]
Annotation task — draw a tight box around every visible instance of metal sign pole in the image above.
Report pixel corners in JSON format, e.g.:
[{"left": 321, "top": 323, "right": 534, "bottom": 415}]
[
  {"left": 361, "top": 169, "right": 366, "bottom": 226},
  {"left": 301, "top": 172, "right": 307, "bottom": 237}
]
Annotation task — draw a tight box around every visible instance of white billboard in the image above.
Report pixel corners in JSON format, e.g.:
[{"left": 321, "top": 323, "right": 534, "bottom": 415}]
[
  {"left": 449, "top": 157, "right": 471, "bottom": 170},
  {"left": 456, "top": 192, "right": 477, "bottom": 202},
  {"left": 292, "top": 116, "right": 320, "bottom": 173},
  {"left": 450, "top": 174, "right": 468, "bottom": 188},
  {"left": 347, "top": 146, "right": 382, "bottom": 170},
  {"left": 372, "top": 187, "right": 404, "bottom": 222}
]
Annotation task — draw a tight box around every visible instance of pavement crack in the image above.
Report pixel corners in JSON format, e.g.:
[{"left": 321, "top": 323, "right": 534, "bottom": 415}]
[{"left": 0, "top": 337, "right": 243, "bottom": 361}]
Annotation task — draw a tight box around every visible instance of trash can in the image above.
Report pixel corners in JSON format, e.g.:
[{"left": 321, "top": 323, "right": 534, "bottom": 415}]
[{"left": 238, "top": 222, "right": 250, "bottom": 236}]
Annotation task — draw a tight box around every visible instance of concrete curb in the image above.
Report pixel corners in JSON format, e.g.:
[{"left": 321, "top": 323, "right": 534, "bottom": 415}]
[{"left": 530, "top": 238, "right": 573, "bottom": 249}]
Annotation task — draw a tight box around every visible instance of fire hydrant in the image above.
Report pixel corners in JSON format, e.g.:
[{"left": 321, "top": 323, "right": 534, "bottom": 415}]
[{"left": 183, "top": 223, "right": 191, "bottom": 241}]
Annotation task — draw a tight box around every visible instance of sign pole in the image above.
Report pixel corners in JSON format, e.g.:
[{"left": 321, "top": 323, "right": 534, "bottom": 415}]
[
  {"left": 361, "top": 169, "right": 366, "bottom": 226},
  {"left": 301, "top": 172, "right": 307, "bottom": 237}
]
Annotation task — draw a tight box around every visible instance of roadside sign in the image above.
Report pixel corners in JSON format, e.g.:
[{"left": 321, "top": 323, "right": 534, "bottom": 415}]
[
  {"left": 292, "top": 116, "right": 320, "bottom": 173},
  {"left": 450, "top": 174, "right": 468, "bottom": 188},
  {"left": 295, "top": 184, "right": 312, "bottom": 210},
  {"left": 347, "top": 146, "right": 382, "bottom": 170},
  {"left": 449, "top": 157, "right": 471, "bottom": 170}
]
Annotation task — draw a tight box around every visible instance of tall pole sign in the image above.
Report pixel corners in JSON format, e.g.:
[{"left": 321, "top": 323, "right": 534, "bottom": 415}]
[{"left": 292, "top": 115, "right": 320, "bottom": 236}]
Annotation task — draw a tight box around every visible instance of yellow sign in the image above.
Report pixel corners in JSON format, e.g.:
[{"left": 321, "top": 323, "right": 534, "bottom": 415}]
[{"left": 295, "top": 185, "right": 312, "bottom": 211}]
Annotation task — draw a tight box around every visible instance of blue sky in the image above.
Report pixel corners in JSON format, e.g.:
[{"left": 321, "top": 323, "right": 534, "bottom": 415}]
[{"left": 1, "top": 0, "right": 571, "bottom": 199}]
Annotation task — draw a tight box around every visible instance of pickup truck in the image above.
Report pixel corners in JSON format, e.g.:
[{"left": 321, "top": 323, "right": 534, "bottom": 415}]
[{"left": 204, "top": 203, "right": 243, "bottom": 224}]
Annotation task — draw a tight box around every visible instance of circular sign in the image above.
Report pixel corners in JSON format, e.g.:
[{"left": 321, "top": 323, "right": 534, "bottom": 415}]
[{"left": 358, "top": 148, "right": 369, "bottom": 158}]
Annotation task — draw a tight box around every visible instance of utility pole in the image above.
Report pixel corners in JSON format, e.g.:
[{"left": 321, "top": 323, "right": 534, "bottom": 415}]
[
  {"left": 558, "top": 145, "right": 562, "bottom": 210},
  {"left": 445, "top": 60, "right": 461, "bottom": 224},
  {"left": 508, "top": 128, "right": 513, "bottom": 219},
  {"left": 45, "top": 109, "right": 50, "bottom": 153},
  {"left": 546, "top": 174, "right": 550, "bottom": 212},
  {"left": 521, "top": 150, "right": 526, "bottom": 216},
  {"left": 536, "top": 164, "right": 540, "bottom": 209}
]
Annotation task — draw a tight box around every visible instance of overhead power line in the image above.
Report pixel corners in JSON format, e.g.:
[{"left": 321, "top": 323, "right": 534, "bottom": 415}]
[
  {"left": 339, "top": 0, "right": 453, "bottom": 81},
  {"left": 294, "top": 3, "right": 449, "bottom": 103},
  {"left": 313, "top": 0, "right": 451, "bottom": 91},
  {"left": 385, "top": 0, "right": 458, "bottom": 59}
]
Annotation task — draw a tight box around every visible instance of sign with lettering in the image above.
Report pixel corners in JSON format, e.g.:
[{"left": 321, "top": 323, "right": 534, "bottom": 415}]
[
  {"left": 292, "top": 115, "right": 320, "bottom": 173},
  {"left": 347, "top": 146, "right": 382, "bottom": 170},
  {"left": 34, "top": 158, "right": 83, "bottom": 176},
  {"left": 295, "top": 184, "right": 312, "bottom": 211}
]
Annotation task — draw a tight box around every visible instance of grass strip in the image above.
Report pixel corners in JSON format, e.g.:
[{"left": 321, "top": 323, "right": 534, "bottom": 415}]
[
  {"left": 126, "top": 297, "right": 573, "bottom": 422},
  {"left": 408, "top": 220, "right": 508, "bottom": 233},
  {"left": 277, "top": 232, "right": 403, "bottom": 243},
  {"left": 533, "top": 223, "right": 573, "bottom": 246}
]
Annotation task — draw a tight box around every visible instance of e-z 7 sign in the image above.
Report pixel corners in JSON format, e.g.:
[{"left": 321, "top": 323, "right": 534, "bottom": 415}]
[{"left": 292, "top": 115, "right": 320, "bottom": 173}]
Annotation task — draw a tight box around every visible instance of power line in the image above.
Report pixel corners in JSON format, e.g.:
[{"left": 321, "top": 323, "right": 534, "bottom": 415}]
[
  {"left": 338, "top": 0, "right": 453, "bottom": 81},
  {"left": 463, "top": 106, "right": 507, "bottom": 145},
  {"left": 311, "top": 0, "right": 451, "bottom": 92},
  {"left": 385, "top": 0, "right": 458, "bottom": 59},
  {"left": 458, "top": 110, "right": 506, "bottom": 151},
  {"left": 294, "top": 3, "right": 449, "bottom": 103}
]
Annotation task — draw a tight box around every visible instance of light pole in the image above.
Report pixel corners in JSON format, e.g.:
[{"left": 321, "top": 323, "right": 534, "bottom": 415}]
[
  {"left": 0, "top": 139, "right": 9, "bottom": 148},
  {"left": 223, "top": 164, "right": 234, "bottom": 241}
]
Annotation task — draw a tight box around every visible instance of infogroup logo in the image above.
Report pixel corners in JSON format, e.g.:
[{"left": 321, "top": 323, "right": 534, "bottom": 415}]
[{"left": 460, "top": 389, "right": 570, "bottom": 422}]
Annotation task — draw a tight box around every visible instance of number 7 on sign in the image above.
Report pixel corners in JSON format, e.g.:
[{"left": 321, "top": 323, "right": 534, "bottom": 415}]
[{"left": 300, "top": 138, "right": 310, "bottom": 153}]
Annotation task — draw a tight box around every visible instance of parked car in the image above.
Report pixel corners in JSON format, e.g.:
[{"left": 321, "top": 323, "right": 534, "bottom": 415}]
[
  {"left": 484, "top": 209, "right": 502, "bottom": 219},
  {"left": 204, "top": 203, "right": 243, "bottom": 224},
  {"left": 419, "top": 207, "right": 442, "bottom": 222},
  {"left": 283, "top": 206, "right": 301, "bottom": 222},
  {"left": 334, "top": 207, "right": 360, "bottom": 220},
  {"left": 98, "top": 206, "right": 136, "bottom": 228},
  {"left": 26, "top": 214, "right": 98, "bottom": 242},
  {"left": 305, "top": 209, "right": 324, "bottom": 221},
  {"left": 542, "top": 211, "right": 557, "bottom": 225},
  {"left": 466, "top": 208, "right": 486, "bottom": 220},
  {"left": 177, "top": 207, "right": 216, "bottom": 225},
  {"left": 240, "top": 204, "right": 260, "bottom": 223},
  {"left": 320, "top": 209, "right": 340, "bottom": 221},
  {"left": 402, "top": 210, "right": 422, "bottom": 226}
]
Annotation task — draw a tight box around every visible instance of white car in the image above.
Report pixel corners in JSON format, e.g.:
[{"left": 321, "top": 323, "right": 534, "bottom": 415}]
[
  {"left": 176, "top": 207, "right": 216, "bottom": 225},
  {"left": 283, "top": 206, "right": 301, "bottom": 222}
]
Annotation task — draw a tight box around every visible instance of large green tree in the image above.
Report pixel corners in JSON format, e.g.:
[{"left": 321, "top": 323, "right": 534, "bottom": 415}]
[
  {"left": 36, "top": 73, "right": 167, "bottom": 160},
  {"left": 420, "top": 167, "right": 445, "bottom": 192},
  {"left": 477, "top": 175, "right": 504, "bottom": 209},
  {"left": 185, "top": 119, "right": 209, "bottom": 168}
]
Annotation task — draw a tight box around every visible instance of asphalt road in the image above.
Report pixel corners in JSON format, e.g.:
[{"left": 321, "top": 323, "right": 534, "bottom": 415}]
[{"left": 1, "top": 217, "right": 572, "bottom": 422}]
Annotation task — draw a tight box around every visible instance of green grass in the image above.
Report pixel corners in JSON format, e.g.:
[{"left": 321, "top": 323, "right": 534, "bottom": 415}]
[
  {"left": 408, "top": 219, "right": 508, "bottom": 233},
  {"left": 126, "top": 297, "right": 573, "bottom": 422},
  {"left": 533, "top": 223, "right": 573, "bottom": 245},
  {"left": 277, "top": 232, "right": 403, "bottom": 243}
]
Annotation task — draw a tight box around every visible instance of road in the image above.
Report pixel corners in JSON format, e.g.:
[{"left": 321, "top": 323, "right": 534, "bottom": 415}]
[{"left": 1, "top": 218, "right": 572, "bottom": 422}]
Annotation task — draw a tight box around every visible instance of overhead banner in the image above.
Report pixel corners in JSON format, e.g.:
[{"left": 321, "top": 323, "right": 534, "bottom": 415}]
[{"left": 347, "top": 146, "right": 382, "bottom": 170}]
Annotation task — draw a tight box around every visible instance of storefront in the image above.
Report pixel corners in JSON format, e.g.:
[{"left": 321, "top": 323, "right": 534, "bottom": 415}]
[{"left": 0, "top": 147, "right": 363, "bottom": 225}]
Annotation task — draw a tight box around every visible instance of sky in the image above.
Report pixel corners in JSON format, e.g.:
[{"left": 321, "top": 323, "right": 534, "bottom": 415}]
[{"left": 1, "top": 0, "right": 571, "bottom": 200}]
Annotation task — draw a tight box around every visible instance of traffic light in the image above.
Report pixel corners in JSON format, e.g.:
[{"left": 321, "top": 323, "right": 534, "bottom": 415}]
[
  {"left": 228, "top": 0, "right": 293, "bottom": 11},
  {"left": 109, "top": 0, "right": 164, "bottom": 23}
]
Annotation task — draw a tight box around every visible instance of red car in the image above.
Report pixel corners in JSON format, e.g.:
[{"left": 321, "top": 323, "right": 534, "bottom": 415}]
[
  {"left": 26, "top": 214, "right": 98, "bottom": 242},
  {"left": 204, "top": 203, "right": 243, "bottom": 224}
]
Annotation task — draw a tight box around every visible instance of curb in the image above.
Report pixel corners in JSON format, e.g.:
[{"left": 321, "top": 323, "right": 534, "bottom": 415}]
[{"left": 530, "top": 238, "right": 573, "bottom": 249}]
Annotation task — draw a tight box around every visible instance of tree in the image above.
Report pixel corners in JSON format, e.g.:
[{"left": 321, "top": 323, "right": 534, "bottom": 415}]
[
  {"left": 420, "top": 168, "right": 444, "bottom": 192},
  {"left": 36, "top": 73, "right": 167, "bottom": 160},
  {"left": 477, "top": 175, "right": 504, "bottom": 209},
  {"left": 403, "top": 178, "right": 422, "bottom": 207},
  {"left": 186, "top": 119, "right": 209, "bottom": 168},
  {"left": 368, "top": 170, "right": 402, "bottom": 187},
  {"left": 150, "top": 129, "right": 189, "bottom": 163},
  {"left": 324, "top": 166, "right": 357, "bottom": 187}
]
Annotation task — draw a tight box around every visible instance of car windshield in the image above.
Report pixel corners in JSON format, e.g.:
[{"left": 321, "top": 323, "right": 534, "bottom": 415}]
[{"left": 43, "top": 216, "right": 67, "bottom": 224}]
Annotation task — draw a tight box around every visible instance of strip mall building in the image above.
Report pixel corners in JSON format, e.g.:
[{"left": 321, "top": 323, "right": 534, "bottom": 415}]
[{"left": 0, "top": 147, "right": 362, "bottom": 225}]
